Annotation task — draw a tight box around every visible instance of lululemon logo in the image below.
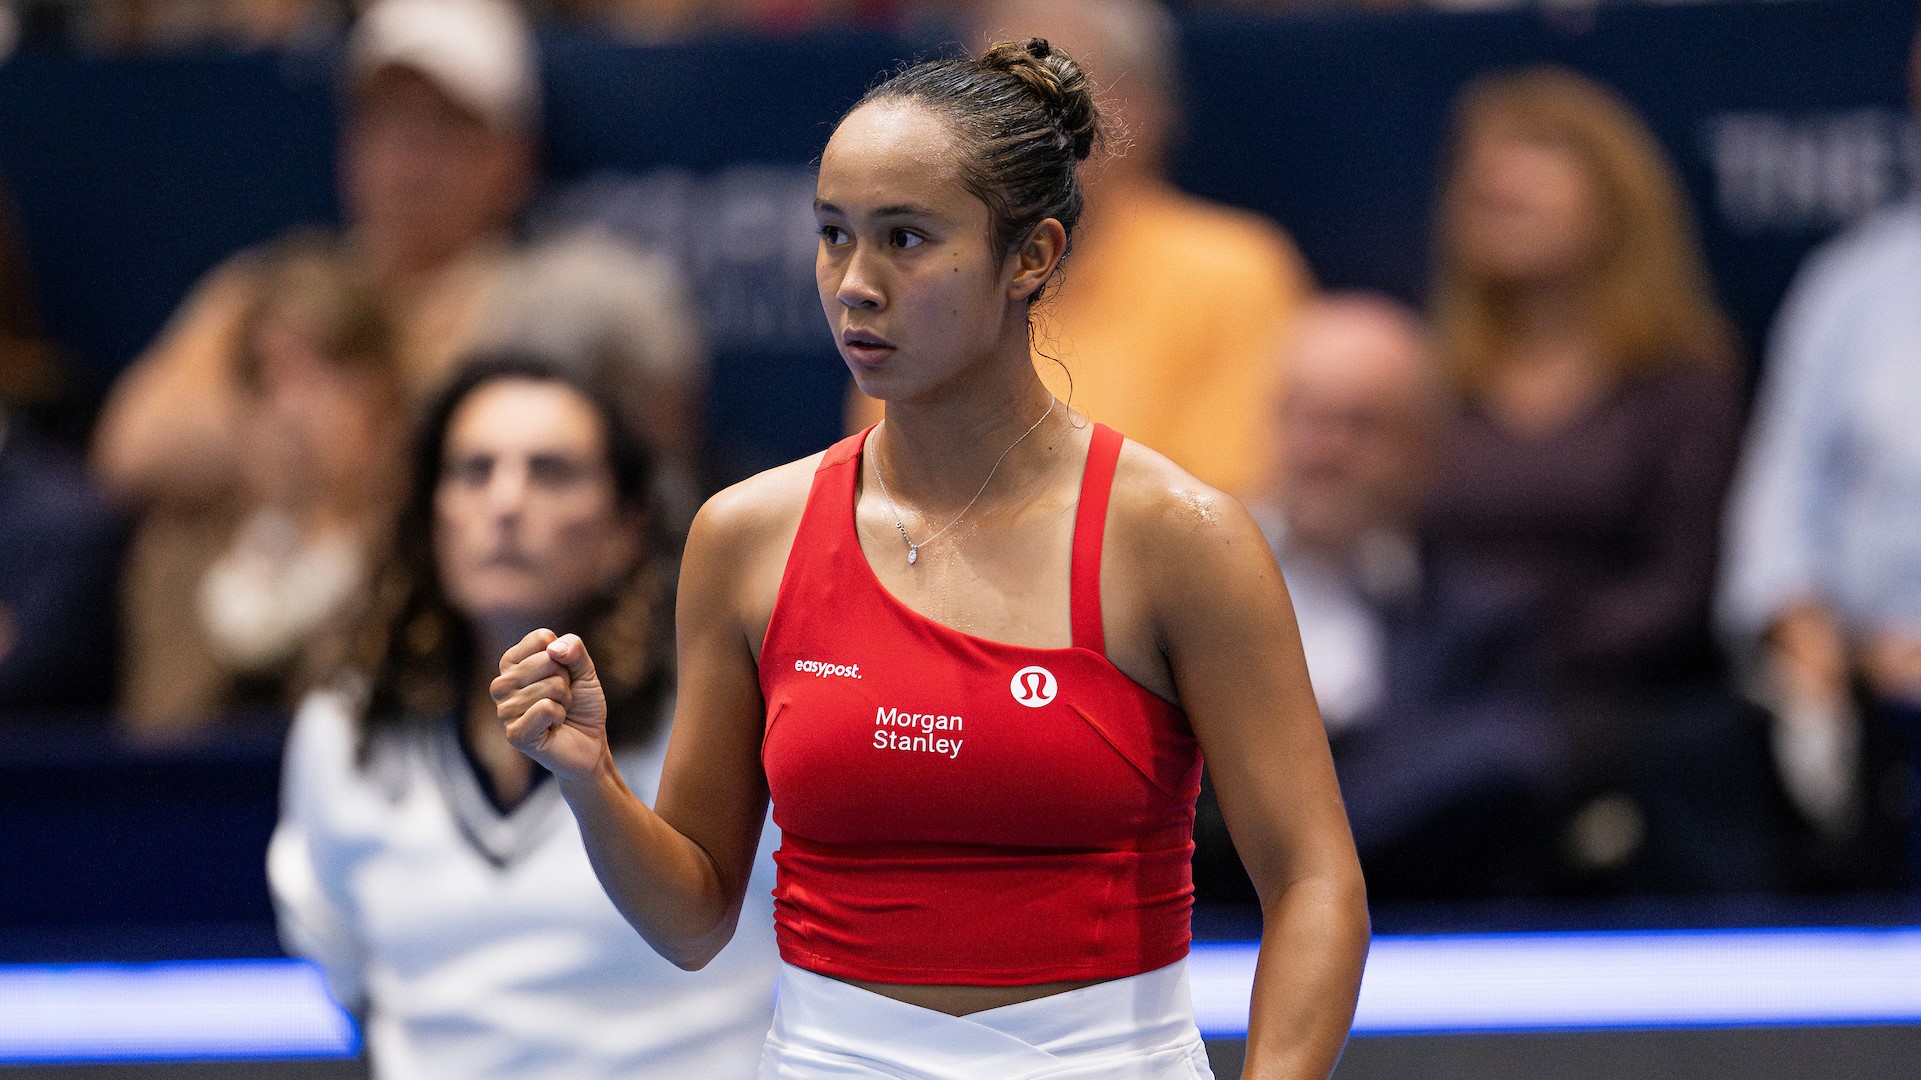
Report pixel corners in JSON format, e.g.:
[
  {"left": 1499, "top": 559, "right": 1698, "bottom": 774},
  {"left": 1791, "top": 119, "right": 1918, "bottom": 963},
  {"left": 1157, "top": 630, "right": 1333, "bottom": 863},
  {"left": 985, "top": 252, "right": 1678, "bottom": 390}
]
[{"left": 1010, "top": 666, "right": 1058, "bottom": 708}]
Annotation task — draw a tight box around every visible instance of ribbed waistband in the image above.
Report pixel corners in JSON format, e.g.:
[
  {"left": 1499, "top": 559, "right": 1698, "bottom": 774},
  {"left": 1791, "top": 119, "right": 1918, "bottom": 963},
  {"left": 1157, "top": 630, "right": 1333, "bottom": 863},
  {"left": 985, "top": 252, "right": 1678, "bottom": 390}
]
[{"left": 759, "top": 960, "right": 1212, "bottom": 1079}]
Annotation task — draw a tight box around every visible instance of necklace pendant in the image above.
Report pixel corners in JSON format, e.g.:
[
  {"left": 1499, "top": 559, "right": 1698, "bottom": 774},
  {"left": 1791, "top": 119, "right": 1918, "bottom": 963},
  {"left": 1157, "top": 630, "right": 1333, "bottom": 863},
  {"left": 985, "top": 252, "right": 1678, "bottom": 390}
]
[{"left": 907, "top": 545, "right": 919, "bottom": 565}]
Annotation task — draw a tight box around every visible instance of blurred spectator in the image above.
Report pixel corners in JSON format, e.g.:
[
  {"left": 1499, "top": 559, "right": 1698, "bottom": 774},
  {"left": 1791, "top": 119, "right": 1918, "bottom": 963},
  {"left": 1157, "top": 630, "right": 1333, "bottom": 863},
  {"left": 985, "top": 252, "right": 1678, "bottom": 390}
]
[
  {"left": 95, "top": 0, "right": 537, "bottom": 509},
  {"left": 77, "top": 1, "right": 221, "bottom": 52},
  {"left": 116, "top": 233, "right": 404, "bottom": 732},
  {"left": 850, "top": 0, "right": 1314, "bottom": 499},
  {"left": 104, "top": 0, "right": 527, "bottom": 724},
  {"left": 268, "top": 354, "right": 779, "bottom": 1079},
  {"left": 0, "top": 174, "right": 123, "bottom": 717},
  {"left": 94, "top": 0, "right": 533, "bottom": 736},
  {"left": 552, "top": 0, "right": 902, "bottom": 41},
  {"left": 81, "top": 0, "right": 348, "bottom": 52},
  {"left": 1234, "top": 294, "right": 1560, "bottom": 901},
  {"left": 94, "top": 0, "right": 708, "bottom": 733},
  {"left": 547, "top": 0, "right": 729, "bottom": 43},
  {"left": 1258, "top": 297, "right": 1442, "bottom": 735},
  {"left": 1719, "top": 20, "right": 1921, "bottom": 888},
  {"left": 1189, "top": 0, "right": 1413, "bottom": 12},
  {"left": 209, "top": 0, "right": 348, "bottom": 49},
  {"left": 484, "top": 228, "right": 710, "bottom": 528},
  {"left": 1422, "top": 66, "right": 1779, "bottom": 893},
  {"left": 212, "top": 235, "right": 403, "bottom": 686}
]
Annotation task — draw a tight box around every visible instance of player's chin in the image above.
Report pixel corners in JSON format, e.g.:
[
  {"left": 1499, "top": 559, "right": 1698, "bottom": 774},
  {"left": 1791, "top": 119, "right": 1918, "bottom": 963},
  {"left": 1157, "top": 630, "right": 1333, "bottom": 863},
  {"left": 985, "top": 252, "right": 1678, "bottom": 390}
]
[{"left": 845, "top": 359, "right": 903, "bottom": 402}]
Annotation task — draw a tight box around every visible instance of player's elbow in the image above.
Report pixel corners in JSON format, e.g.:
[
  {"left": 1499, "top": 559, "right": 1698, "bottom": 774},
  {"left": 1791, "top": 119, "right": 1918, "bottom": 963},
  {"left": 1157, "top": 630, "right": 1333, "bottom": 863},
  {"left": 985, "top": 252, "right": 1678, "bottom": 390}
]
[
  {"left": 659, "top": 928, "right": 729, "bottom": 971},
  {"left": 649, "top": 906, "right": 742, "bottom": 972},
  {"left": 666, "top": 947, "right": 717, "bottom": 972}
]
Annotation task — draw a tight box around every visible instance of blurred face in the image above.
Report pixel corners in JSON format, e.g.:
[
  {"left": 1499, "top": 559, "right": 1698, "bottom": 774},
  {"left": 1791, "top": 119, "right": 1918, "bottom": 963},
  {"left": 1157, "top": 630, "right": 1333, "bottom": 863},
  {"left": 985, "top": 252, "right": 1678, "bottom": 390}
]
[
  {"left": 814, "top": 103, "right": 1033, "bottom": 401},
  {"left": 246, "top": 309, "right": 397, "bottom": 506},
  {"left": 342, "top": 67, "right": 532, "bottom": 279},
  {"left": 434, "top": 379, "right": 639, "bottom": 633},
  {"left": 1278, "top": 309, "right": 1437, "bottom": 551},
  {"left": 1450, "top": 123, "right": 1607, "bottom": 286}
]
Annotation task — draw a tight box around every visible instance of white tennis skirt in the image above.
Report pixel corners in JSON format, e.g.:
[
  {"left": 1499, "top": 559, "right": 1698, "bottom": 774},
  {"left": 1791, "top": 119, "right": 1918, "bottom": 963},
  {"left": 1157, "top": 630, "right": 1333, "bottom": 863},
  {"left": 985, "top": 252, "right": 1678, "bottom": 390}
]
[{"left": 757, "top": 959, "right": 1216, "bottom": 1079}]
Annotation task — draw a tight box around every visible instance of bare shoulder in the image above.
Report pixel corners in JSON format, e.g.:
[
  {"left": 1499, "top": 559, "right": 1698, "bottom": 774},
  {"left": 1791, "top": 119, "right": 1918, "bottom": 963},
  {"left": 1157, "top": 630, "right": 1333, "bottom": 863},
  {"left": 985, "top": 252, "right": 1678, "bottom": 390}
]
[
  {"left": 687, "top": 452, "right": 825, "bottom": 568},
  {"left": 1104, "top": 438, "right": 1274, "bottom": 581},
  {"left": 1102, "top": 438, "right": 1298, "bottom": 687}
]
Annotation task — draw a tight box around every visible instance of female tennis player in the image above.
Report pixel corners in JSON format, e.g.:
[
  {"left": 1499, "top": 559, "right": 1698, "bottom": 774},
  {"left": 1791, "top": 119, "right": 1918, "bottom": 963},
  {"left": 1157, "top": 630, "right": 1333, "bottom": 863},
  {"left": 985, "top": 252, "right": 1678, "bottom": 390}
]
[{"left": 494, "top": 39, "right": 1368, "bottom": 1079}]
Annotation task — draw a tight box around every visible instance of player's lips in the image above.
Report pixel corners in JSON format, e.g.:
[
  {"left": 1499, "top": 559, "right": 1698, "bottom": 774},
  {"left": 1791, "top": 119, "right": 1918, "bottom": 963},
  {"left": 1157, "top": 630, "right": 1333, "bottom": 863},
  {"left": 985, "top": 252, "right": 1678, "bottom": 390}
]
[{"left": 841, "top": 328, "right": 896, "bottom": 368}]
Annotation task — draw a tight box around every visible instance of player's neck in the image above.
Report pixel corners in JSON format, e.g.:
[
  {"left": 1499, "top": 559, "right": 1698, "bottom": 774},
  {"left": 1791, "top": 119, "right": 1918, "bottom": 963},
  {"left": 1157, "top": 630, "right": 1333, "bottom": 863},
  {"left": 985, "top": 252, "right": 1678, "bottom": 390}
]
[{"left": 874, "top": 358, "right": 1063, "bottom": 510}]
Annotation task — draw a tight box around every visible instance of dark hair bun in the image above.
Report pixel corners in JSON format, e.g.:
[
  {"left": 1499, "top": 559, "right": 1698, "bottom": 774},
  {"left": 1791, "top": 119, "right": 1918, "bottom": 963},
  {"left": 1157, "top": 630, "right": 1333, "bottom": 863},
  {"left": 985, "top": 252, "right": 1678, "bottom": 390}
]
[
  {"left": 979, "top": 37, "right": 1100, "bottom": 162},
  {"left": 850, "top": 36, "right": 1102, "bottom": 280}
]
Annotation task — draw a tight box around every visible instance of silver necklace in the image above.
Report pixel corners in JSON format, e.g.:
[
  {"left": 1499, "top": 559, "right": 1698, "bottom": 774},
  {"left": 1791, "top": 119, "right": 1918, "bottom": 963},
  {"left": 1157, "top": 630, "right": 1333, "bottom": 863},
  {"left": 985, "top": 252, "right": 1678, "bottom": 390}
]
[{"left": 870, "top": 397, "right": 1056, "bottom": 566}]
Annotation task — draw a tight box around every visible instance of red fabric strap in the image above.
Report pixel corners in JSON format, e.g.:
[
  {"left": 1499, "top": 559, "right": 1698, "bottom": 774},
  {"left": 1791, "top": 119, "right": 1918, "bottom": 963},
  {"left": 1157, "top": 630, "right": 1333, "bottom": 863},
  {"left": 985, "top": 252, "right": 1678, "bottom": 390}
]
[{"left": 1070, "top": 424, "right": 1124, "bottom": 655}]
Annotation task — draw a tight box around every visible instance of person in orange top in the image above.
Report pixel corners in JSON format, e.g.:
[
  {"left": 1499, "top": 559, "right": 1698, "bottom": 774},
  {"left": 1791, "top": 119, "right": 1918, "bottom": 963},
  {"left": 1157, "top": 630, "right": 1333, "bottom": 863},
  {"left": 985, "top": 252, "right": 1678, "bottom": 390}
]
[{"left": 849, "top": 0, "right": 1312, "bottom": 498}]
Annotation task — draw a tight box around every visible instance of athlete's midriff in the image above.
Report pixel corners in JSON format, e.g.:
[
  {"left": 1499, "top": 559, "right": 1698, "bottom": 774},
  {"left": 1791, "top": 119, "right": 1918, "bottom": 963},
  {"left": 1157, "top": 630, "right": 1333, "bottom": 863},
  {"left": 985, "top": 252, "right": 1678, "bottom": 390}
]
[
  {"left": 758, "top": 425, "right": 1204, "bottom": 989},
  {"left": 837, "top": 977, "right": 1104, "bottom": 1017}
]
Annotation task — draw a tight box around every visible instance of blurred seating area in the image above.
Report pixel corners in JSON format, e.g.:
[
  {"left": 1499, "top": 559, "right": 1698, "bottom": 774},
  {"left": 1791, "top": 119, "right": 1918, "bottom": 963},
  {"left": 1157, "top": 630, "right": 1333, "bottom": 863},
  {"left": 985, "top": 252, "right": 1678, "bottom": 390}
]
[
  {"left": 0, "top": 0, "right": 1833, "bottom": 56},
  {"left": 0, "top": 0, "right": 1917, "bottom": 983}
]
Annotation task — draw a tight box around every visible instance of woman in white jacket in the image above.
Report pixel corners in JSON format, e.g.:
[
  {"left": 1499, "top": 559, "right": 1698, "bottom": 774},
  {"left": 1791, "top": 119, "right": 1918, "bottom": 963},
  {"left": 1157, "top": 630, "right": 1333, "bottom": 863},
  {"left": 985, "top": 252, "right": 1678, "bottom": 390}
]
[{"left": 269, "top": 353, "right": 779, "bottom": 1079}]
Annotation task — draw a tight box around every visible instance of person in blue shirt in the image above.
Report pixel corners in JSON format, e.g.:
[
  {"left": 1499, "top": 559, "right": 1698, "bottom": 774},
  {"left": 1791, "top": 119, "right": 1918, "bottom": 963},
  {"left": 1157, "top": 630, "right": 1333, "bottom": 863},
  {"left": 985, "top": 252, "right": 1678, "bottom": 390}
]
[{"left": 1719, "top": 18, "right": 1921, "bottom": 888}]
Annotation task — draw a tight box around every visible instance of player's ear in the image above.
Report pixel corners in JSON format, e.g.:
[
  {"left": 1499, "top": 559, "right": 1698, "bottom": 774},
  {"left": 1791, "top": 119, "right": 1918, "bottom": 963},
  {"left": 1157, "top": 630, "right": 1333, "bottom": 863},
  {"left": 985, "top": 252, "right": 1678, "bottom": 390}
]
[{"left": 1006, "top": 219, "right": 1067, "bottom": 302}]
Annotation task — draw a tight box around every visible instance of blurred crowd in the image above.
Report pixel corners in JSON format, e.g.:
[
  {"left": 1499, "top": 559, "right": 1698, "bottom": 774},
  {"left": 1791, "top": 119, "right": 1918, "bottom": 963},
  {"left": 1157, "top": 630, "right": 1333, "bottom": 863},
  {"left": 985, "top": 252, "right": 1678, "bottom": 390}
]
[
  {"left": 1, "top": 0, "right": 1918, "bottom": 930},
  {"left": 0, "top": 0, "right": 1779, "bottom": 56}
]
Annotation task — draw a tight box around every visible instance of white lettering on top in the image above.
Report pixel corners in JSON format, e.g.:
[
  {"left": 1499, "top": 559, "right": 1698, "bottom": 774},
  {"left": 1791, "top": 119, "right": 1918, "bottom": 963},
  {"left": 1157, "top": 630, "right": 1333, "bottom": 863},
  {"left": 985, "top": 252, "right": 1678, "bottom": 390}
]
[
  {"left": 795, "top": 659, "right": 861, "bottom": 679},
  {"left": 872, "top": 707, "right": 964, "bottom": 759}
]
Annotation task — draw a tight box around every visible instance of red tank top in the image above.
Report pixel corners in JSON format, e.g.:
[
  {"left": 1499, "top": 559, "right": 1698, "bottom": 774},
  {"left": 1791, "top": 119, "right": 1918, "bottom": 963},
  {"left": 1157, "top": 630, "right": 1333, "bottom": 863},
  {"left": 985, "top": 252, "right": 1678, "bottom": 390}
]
[{"left": 759, "top": 423, "right": 1203, "bottom": 987}]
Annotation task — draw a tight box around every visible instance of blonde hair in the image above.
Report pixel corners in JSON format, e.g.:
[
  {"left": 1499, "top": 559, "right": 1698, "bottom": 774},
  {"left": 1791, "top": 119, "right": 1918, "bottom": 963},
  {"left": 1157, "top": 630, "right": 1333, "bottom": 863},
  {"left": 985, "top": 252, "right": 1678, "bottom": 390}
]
[
  {"left": 236, "top": 229, "right": 398, "bottom": 396},
  {"left": 1432, "top": 66, "right": 1734, "bottom": 389}
]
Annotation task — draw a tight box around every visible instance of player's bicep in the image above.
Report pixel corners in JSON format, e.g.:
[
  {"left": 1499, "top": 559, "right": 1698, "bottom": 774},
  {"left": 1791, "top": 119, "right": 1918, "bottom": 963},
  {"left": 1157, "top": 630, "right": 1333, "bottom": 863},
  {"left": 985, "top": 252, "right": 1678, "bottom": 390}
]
[
  {"left": 652, "top": 502, "right": 775, "bottom": 903},
  {"left": 1157, "top": 507, "right": 1356, "bottom": 898}
]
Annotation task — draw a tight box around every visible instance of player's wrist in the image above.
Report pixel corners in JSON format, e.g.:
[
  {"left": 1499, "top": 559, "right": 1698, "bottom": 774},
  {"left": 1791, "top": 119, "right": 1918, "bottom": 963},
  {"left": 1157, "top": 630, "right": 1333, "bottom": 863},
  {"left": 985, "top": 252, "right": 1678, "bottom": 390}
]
[{"left": 556, "top": 744, "right": 625, "bottom": 804}]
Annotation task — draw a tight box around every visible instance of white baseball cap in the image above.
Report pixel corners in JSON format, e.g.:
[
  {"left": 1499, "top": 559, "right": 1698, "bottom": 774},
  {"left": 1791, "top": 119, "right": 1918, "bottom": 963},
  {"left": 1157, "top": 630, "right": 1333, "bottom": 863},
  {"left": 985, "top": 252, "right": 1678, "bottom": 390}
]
[{"left": 348, "top": 0, "right": 541, "bottom": 132}]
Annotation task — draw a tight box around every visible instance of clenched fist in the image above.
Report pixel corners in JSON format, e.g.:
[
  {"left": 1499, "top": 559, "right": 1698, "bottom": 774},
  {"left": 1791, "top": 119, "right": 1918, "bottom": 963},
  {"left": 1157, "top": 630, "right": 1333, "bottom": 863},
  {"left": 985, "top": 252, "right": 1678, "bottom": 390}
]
[{"left": 492, "top": 628, "right": 610, "bottom": 783}]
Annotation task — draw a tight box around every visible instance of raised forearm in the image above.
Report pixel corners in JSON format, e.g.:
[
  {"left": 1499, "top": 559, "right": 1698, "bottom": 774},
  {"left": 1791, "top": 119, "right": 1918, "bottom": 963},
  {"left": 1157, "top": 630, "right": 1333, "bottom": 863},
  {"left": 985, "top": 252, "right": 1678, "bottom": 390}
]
[
  {"left": 1242, "top": 874, "right": 1371, "bottom": 1080},
  {"left": 558, "top": 751, "right": 745, "bottom": 970}
]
